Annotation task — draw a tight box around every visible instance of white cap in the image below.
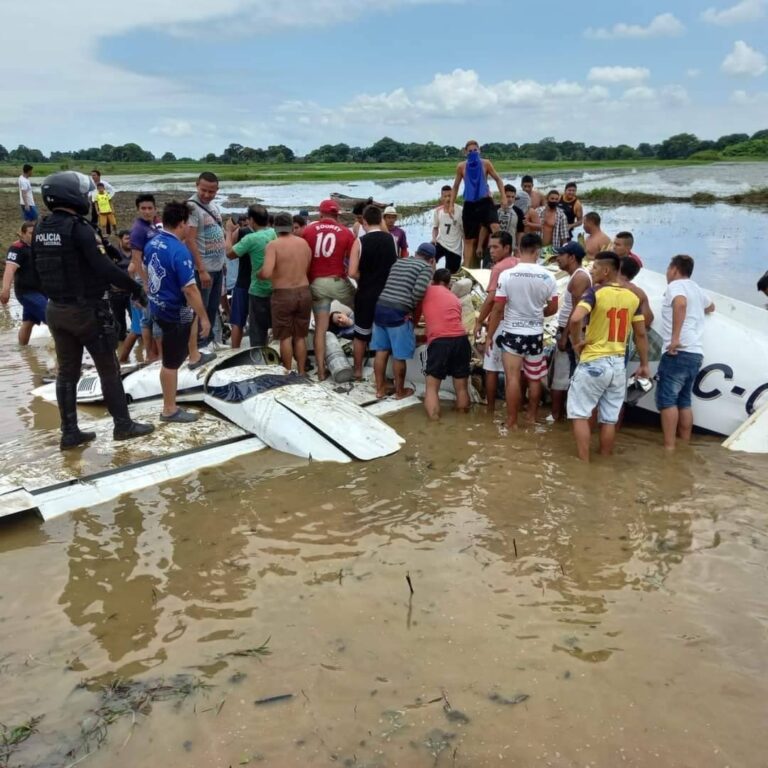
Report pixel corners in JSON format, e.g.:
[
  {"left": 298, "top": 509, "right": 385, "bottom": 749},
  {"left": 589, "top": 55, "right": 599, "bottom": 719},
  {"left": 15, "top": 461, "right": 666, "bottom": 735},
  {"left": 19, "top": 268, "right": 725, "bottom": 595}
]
[{"left": 383, "top": 205, "right": 398, "bottom": 216}]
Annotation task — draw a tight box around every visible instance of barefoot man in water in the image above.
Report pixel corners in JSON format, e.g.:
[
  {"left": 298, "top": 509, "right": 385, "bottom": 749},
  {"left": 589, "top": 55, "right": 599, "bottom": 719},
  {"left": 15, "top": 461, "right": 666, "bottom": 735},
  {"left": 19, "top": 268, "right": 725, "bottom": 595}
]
[
  {"left": 448, "top": 140, "right": 507, "bottom": 267},
  {"left": 486, "top": 233, "right": 558, "bottom": 428},
  {"left": 371, "top": 242, "right": 435, "bottom": 399},
  {"left": 259, "top": 212, "right": 313, "bottom": 374}
]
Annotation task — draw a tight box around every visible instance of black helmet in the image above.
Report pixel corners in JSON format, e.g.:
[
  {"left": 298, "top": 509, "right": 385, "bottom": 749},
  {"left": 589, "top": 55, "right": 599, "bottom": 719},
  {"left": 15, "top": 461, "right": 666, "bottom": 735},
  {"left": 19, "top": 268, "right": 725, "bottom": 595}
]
[{"left": 41, "top": 171, "right": 94, "bottom": 216}]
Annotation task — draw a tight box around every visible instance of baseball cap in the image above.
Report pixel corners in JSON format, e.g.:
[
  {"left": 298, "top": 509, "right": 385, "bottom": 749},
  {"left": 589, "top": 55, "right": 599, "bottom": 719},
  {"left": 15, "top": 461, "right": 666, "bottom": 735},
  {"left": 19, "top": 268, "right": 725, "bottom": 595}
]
[
  {"left": 628, "top": 252, "right": 643, "bottom": 269},
  {"left": 383, "top": 205, "right": 398, "bottom": 216},
  {"left": 554, "top": 241, "right": 586, "bottom": 259},
  {"left": 319, "top": 199, "right": 339, "bottom": 215},
  {"left": 273, "top": 211, "right": 293, "bottom": 233},
  {"left": 416, "top": 242, "right": 436, "bottom": 259}
]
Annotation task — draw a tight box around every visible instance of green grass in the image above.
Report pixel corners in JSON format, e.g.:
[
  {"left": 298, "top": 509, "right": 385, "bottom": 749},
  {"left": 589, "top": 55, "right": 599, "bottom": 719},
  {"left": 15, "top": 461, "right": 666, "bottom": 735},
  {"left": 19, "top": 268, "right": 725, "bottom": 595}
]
[{"left": 0, "top": 157, "right": 738, "bottom": 184}]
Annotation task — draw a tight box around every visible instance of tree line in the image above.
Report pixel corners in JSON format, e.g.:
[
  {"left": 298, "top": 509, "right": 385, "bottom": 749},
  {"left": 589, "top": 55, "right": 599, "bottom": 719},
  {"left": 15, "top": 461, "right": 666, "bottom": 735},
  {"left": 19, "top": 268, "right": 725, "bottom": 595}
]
[{"left": 2, "top": 131, "right": 767, "bottom": 165}]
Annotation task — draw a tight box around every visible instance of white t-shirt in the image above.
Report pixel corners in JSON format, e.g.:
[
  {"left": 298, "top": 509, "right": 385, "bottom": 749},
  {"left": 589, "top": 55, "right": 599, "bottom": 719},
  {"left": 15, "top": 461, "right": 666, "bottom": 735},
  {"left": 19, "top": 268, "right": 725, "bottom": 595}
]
[
  {"left": 18, "top": 175, "right": 34, "bottom": 206},
  {"left": 495, "top": 262, "right": 558, "bottom": 336},
  {"left": 432, "top": 204, "right": 464, "bottom": 255},
  {"left": 661, "top": 278, "right": 711, "bottom": 354}
]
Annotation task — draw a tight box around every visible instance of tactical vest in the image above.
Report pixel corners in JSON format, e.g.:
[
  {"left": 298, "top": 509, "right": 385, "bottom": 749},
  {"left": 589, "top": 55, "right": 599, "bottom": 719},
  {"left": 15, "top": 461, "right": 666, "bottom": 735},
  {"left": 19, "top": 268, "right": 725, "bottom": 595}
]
[
  {"left": 559, "top": 197, "right": 578, "bottom": 225},
  {"left": 33, "top": 212, "right": 106, "bottom": 301}
]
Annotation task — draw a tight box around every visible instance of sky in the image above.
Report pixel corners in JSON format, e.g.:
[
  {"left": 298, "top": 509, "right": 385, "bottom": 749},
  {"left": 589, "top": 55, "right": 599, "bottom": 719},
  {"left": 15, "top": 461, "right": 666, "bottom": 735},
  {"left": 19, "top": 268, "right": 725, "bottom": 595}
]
[{"left": 2, "top": 0, "right": 768, "bottom": 157}]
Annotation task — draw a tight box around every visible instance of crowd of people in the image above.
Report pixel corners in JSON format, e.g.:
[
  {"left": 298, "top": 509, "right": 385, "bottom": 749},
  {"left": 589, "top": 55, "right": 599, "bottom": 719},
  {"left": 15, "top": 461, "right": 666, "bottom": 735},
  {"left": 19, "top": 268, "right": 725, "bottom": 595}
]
[{"left": 0, "top": 144, "right": 741, "bottom": 459}]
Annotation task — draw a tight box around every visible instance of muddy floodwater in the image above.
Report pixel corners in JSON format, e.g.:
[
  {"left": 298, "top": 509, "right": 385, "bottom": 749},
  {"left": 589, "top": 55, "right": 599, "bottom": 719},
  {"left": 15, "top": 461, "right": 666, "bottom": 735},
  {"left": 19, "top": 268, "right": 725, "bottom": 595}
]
[
  {"left": 1, "top": 162, "right": 768, "bottom": 766},
  {"left": 1, "top": 333, "right": 767, "bottom": 768}
]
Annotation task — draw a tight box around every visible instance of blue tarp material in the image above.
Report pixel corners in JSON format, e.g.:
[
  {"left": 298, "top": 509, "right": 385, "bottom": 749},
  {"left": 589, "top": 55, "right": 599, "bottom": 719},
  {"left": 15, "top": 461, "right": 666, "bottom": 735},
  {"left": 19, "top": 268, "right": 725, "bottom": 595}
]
[{"left": 207, "top": 374, "right": 307, "bottom": 403}]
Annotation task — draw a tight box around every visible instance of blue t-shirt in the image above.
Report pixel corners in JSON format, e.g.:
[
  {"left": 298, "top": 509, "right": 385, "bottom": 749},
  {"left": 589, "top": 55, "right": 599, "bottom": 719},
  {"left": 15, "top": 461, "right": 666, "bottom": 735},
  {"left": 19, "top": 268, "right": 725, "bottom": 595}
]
[{"left": 143, "top": 231, "right": 196, "bottom": 323}]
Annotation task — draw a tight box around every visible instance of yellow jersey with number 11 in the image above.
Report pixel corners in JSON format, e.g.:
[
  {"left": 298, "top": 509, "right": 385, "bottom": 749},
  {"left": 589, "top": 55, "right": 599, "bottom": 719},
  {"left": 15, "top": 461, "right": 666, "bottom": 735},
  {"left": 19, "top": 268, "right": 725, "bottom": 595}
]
[{"left": 577, "top": 283, "right": 643, "bottom": 363}]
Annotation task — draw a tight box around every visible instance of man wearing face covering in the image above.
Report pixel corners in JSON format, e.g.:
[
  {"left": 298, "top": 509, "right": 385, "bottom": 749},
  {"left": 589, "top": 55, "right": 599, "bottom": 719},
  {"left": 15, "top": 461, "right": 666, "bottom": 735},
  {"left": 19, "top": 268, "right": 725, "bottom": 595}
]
[
  {"left": 33, "top": 171, "right": 155, "bottom": 450},
  {"left": 447, "top": 139, "right": 507, "bottom": 268},
  {"left": 528, "top": 189, "right": 570, "bottom": 250}
]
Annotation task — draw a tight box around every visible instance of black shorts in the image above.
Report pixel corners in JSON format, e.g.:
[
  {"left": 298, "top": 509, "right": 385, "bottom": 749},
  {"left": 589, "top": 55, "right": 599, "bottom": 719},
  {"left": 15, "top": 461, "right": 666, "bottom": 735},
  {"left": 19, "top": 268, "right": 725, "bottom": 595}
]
[
  {"left": 425, "top": 336, "right": 471, "bottom": 380},
  {"left": 155, "top": 318, "right": 192, "bottom": 370},
  {"left": 353, "top": 289, "right": 378, "bottom": 340},
  {"left": 462, "top": 197, "right": 498, "bottom": 240},
  {"left": 435, "top": 242, "right": 462, "bottom": 273}
]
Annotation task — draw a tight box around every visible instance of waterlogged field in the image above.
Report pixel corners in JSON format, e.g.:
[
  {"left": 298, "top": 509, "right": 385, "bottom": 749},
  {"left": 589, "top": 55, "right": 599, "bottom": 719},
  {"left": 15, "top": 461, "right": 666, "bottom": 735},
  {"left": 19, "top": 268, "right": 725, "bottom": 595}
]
[{"left": 0, "top": 162, "right": 767, "bottom": 767}]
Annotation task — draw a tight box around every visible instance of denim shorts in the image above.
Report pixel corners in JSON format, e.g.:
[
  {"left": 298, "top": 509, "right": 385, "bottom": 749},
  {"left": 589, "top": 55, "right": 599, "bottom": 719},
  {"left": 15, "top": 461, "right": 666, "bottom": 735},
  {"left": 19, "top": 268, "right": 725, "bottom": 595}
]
[
  {"left": 370, "top": 319, "right": 416, "bottom": 360},
  {"left": 655, "top": 351, "right": 703, "bottom": 410},
  {"left": 19, "top": 291, "right": 48, "bottom": 324},
  {"left": 230, "top": 286, "right": 250, "bottom": 328},
  {"left": 567, "top": 354, "right": 626, "bottom": 424}
]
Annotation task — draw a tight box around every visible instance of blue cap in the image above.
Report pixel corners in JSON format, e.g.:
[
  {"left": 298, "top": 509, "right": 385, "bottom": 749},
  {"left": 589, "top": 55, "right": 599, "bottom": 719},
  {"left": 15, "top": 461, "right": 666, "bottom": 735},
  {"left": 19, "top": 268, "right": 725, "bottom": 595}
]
[
  {"left": 416, "top": 242, "right": 437, "bottom": 259},
  {"left": 554, "top": 241, "right": 585, "bottom": 259}
]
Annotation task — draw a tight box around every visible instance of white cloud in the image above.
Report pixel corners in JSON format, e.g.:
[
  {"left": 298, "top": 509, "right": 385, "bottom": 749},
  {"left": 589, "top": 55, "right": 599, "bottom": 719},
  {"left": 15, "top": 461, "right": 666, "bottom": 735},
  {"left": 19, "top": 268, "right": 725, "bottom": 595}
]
[
  {"left": 731, "top": 88, "right": 768, "bottom": 103},
  {"left": 722, "top": 40, "right": 768, "bottom": 76},
  {"left": 588, "top": 66, "right": 650, "bottom": 83},
  {"left": 150, "top": 120, "right": 194, "bottom": 138},
  {"left": 0, "top": 0, "right": 465, "bottom": 153},
  {"left": 585, "top": 13, "right": 684, "bottom": 40},
  {"left": 702, "top": 0, "right": 765, "bottom": 25},
  {"left": 660, "top": 85, "right": 690, "bottom": 104},
  {"left": 623, "top": 86, "right": 657, "bottom": 101},
  {"left": 687, "top": 68, "right": 701, "bottom": 78}
]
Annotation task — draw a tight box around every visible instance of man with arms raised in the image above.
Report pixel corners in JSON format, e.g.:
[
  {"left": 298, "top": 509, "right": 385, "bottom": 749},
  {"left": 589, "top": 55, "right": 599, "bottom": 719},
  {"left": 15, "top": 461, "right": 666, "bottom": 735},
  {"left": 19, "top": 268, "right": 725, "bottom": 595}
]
[
  {"left": 303, "top": 199, "right": 359, "bottom": 380},
  {"left": 349, "top": 205, "right": 397, "bottom": 379},
  {"left": 144, "top": 201, "right": 210, "bottom": 424},
  {"left": 550, "top": 241, "right": 591, "bottom": 421},
  {"left": 186, "top": 172, "right": 226, "bottom": 350},
  {"left": 475, "top": 231, "right": 518, "bottom": 414},
  {"left": 583, "top": 212, "right": 611, "bottom": 259},
  {"left": 487, "top": 233, "right": 558, "bottom": 428},
  {"left": 371, "top": 242, "right": 435, "bottom": 400},
  {"left": 0, "top": 222, "right": 47, "bottom": 345},
  {"left": 447, "top": 140, "right": 507, "bottom": 267},
  {"left": 567, "top": 252, "right": 651, "bottom": 461},
  {"left": 258, "top": 212, "right": 313, "bottom": 374},
  {"left": 527, "top": 190, "right": 569, "bottom": 250},
  {"left": 656, "top": 255, "right": 715, "bottom": 450},
  {"left": 421, "top": 269, "right": 472, "bottom": 419},
  {"left": 432, "top": 185, "right": 463, "bottom": 273}
]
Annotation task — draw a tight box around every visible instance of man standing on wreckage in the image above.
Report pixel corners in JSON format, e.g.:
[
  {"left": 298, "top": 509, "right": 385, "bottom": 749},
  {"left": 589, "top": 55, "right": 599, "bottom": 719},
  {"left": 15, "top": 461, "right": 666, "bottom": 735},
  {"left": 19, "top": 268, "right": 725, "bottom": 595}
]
[{"left": 32, "top": 171, "right": 154, "bottom": 450}]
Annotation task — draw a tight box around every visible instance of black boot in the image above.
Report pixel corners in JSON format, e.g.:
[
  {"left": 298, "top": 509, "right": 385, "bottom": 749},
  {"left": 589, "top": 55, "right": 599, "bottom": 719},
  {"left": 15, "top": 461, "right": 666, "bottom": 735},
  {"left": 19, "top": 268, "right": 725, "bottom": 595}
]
[
  {"left": 56, "top": 381, "right": 96, "bottom": 451},
  {"left": 113, "top": 418, "right": 155, "bottom": 441},
  {"left": 99, "top": 366, "right": 155, "bottom": 441}
]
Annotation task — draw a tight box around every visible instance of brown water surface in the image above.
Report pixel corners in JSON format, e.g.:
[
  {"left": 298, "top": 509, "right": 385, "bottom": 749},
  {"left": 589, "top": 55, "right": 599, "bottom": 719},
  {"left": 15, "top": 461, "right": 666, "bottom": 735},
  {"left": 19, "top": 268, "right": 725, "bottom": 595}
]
[{"left": 1, "top": 327, "right": 767, "bottom": 768}]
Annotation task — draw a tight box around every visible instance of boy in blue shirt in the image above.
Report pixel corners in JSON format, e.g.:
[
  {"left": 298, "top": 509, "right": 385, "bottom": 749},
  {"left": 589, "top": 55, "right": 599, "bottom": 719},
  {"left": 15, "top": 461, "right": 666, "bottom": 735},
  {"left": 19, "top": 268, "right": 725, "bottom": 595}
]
[{"left": 143, "top": 201, "right": 212, "bottom": 423}]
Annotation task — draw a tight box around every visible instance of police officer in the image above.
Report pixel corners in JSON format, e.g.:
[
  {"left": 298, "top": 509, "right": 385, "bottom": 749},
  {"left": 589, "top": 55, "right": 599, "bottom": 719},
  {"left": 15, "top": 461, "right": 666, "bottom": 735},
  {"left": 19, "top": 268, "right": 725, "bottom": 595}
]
[{"left": 33, "top": 171, "right": 154, "bottom": 450}]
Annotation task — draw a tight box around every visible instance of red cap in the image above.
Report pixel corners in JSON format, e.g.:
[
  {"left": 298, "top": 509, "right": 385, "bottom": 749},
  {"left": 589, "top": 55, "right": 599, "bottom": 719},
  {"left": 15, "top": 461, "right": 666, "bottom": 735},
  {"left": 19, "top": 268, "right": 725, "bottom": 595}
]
[
  {"left": 319, "top": 199, "right": 340, "bottom": 215},
  {"left": 629, "top": 251, "right": 643, "bottom": 269}
]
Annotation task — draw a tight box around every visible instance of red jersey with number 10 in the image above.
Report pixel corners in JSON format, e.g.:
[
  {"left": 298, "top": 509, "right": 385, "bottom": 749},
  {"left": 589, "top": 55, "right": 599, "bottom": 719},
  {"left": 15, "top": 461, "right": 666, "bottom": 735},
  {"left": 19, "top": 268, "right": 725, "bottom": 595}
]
[{"left": 303, "top": 219, "right": 356, "bottom": 280}]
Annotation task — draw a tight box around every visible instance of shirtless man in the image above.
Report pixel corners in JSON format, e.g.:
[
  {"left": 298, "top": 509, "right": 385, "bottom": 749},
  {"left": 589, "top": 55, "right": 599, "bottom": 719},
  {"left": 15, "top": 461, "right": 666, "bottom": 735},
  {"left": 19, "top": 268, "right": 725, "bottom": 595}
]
[
  {"left": 560, "top": 182, "right": 584, "bottom": 235},
  {"left": 527, "top": 190, "right": 569, "bottom": 249},
  {"left": 448, "top": 140, "right": 507, "bottom": 268},
  {"left": 520, "top": 175, "right": 544, "bottom": 210},
  {"left": 583, "top": 212, "right": 612, "bottom": 258},
  {"left": 259, "top": 212, "right": 313, "bottom": 374}
]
